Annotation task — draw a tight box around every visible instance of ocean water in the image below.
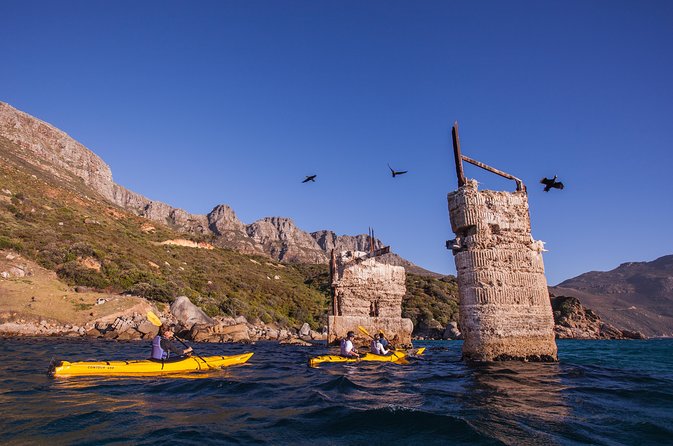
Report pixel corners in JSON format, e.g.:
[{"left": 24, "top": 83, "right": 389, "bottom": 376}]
[{"left": 0, "top": 338, "right": 671, "bottom": 445}]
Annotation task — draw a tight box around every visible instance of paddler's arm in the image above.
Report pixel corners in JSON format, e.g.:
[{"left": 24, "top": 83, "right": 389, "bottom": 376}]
[{"left": 161, "top": 338, "right": 189, "bottom": 356}]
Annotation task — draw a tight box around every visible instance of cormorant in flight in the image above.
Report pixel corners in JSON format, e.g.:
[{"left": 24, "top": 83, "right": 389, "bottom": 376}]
[
  {"left": 302, "top": 175, "right": 317, "bottom": 183},
  {"left": 540, "top": 176, "right": 564, "bottom": 192},
  {"left": 388, "top": 164, "right": 408, "bottom": 178}
]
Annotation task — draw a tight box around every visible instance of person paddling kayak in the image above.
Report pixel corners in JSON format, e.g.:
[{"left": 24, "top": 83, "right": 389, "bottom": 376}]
[
  {"left": 370, "top": 333, "right": 390, "bottom": 355},
  {"left": 152, "top": 325, "right": 193, "bottom": 361},
  {"left": 378, "top": 332, "right": 390, "bottom": 350},
  {"left": 340, "top": 331, "right": 360, "bottom": 358}
]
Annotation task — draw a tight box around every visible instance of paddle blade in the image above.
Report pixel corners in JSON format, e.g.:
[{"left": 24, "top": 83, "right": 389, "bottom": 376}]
[
  {"left": 357, "top": 325, "right": 373, "bottom": 339},
  {"left": 416, "top": 347, "right": 426, "bottom": 356},
  {"left": 147, "top": 311, "right": 162, "bottom": 327}
]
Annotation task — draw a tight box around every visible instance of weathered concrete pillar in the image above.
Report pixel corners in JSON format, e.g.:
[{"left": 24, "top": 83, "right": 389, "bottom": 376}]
[
  {"left": 448, "top": 180, "right": 557, "bottom": 361},
  {"left": 328, "top": 251, "right": 413, "bottom": 345}
]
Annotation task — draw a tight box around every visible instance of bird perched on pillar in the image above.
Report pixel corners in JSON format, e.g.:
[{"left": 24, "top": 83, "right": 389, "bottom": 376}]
[
  {"left": 302, "top": 175, "right": 317, "bottom": 183},
  {"left": 540, "top": 176, "right": 564, "bottom": 192},
  {"left": 388, "top": 164, "right": 408, "bottom": 178}
]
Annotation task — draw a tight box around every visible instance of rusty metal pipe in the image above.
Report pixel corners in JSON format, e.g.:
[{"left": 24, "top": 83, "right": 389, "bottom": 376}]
[{"left": 461, "top": 155, "right": 525, "bottom": 192}]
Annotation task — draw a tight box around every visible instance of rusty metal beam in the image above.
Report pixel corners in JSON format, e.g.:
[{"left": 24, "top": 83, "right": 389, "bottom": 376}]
[
  {"left": 330, "top": 249, "right": 338, "bottom": 316},
  {"left": 451, "top": 121, "right": 466, "bottom": 187},
  {"left": 461, "top": 155, "right": 525, "bottom": 191}
]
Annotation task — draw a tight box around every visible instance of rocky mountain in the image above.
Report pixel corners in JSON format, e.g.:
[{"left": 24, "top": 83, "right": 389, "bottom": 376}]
[
  {"left": 550, "top": 295, "right": 645, "bottom": 339},
  {"left": 0, "top": 101, "right": 435, "bottom": 274},
  {"left": 550, "top": 255, "right": 673, "bottom": 337}
]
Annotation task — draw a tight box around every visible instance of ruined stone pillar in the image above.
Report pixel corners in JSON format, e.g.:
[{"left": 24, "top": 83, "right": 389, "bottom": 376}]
[
  {"left": 448, "top": 180, "right": 557, "bottom": 361},
  {"left": 328, "top": 251, "right": 413, "bottom": 345}
]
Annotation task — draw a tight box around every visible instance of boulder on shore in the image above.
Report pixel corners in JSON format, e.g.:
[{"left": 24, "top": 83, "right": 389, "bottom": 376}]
[
  {"left": 170, "top": 296, "right": 215, "bottom": 329},
  {"left": 443, "top": 321, "right": 462, "bottom": 340}
]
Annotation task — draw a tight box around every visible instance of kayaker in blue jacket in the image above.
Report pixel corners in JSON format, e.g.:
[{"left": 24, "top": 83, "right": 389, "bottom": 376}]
[
  {"left": 379, "top": 332, "right": 390, "bottom": 349},
  {"left": 152, "top": 325, "right": 193, "bottom": 360}
]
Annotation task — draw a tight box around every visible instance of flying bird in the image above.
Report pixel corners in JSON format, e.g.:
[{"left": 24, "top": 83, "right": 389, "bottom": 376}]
[
  {"left": 388, "top": 164, "right": 408, "bottom": 178},
  {"left": 302, "top": 175, "right": 317, "bottom": 183},
  {"left": 540, "top": 175, "right": 564, "bottom": 192}
]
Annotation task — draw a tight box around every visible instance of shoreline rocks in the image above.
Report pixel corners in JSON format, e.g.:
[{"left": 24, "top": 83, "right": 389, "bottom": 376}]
[{"left": 0, "top": 310, "right": 325, "bottom": 345}]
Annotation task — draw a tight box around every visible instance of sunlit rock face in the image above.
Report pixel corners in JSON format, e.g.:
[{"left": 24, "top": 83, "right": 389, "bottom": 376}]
[
  {"left": 328, "top": 251, "right": 413, "bottom": 346},
  {"left": 0, "top": 101, "right": 115, "bottom": 200},
  {"left": 448, "top": 180, "right": 557, "bottom": 361}
]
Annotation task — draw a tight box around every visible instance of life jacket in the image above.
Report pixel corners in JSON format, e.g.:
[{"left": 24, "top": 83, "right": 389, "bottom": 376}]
[
  {"left": 151, "top": 335, "right": 168, "bottom": 360},
  {"left": 340, "top": 338, "right": 348, "bottom": 356}
]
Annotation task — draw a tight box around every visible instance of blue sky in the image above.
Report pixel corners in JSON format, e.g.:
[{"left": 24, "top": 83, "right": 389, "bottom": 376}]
[{"left": 2, "top": 1, "right": 672, "bottom": 284}]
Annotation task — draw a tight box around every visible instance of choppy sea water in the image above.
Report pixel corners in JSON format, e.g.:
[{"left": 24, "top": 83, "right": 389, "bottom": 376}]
[{"left": 1, "top": 338, "right": 671, "bottom": 445}]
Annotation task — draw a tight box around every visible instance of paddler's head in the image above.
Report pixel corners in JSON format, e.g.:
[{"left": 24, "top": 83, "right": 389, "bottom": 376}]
[
  {"left": 347, "top": 331, "right": 355, "bottom": 339},
  {"left": 160, "top": 325, "right": 175, "bottom": 338}
]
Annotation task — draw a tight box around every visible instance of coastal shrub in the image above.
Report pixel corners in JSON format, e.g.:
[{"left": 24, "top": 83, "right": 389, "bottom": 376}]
[
  {"left": 0, "top": 235, "right": 23, "bottom": 252},
  {"left": 68, "top": 242, "right": 101, "bottom": 259},
  {"left": 218, "top": 296, "right": 247, "bottom": 317},
  {"left": 128, "top": 280, "right": 177, "bottom": 303},
  {"left": 57, "top": 261, "right": 110, "bottom": 289},
  {"left": 202, "top": 303, "right": 220, "bottom": 317},
  {"left": 37, "top": 246, "right": 65, "bottom": 269},
  {"left": 403, "top": 274, "right": 459, "bottom": 331},
  {"left": 260, "top": 311, "right": 273, "bottom": 324}
]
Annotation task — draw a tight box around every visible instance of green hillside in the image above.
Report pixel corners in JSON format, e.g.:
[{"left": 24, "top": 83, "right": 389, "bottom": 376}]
[{"left": 0, "top": 136, "right": 458, "bottom": 332}]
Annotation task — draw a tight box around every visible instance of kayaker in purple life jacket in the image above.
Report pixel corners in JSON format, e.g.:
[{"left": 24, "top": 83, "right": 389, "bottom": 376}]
[
  {"left": 151, "top": 325, "right": 193, "bottom": 360},
  {"left": 370, "top": 333, "right": 390, "bottom": 355},
  {"left": 340, "top": 331, "right": 360, "bottom": 358}
]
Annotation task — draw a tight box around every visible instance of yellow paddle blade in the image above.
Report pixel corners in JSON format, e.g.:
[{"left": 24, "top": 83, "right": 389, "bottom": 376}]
[
  {"left": 147, "top": 310, "right": 162, "bottom": 327},
  {"left": 416, "top": 347, "right": 426, "bottom": 356},
  {"left": 357, "top": 325, "right": 373, "bottom": 339}
]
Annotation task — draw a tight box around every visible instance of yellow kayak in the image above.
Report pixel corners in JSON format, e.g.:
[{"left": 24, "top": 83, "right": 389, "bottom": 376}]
[
  {"left": 50, "top": 352, "right": 254, "bottom": 377},
  {"left": 309, "top": 348, "right": 425, "bottom": 368}
]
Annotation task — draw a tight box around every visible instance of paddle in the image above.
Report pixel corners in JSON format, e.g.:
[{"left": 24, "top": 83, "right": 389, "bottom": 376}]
[
  {"left": 357, "top": 325, "right": 374, "bottom": 340},
  {"left": 355, "top": 325, "right": 380, "bottom": 358},
  {"left": 147, "top": 311, "right": 215, "bottom": 370}
]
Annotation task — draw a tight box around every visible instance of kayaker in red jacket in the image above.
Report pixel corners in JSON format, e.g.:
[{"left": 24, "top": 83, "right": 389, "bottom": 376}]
[{"left": 151, "top": 325, "right": 193, "bottom": 360}]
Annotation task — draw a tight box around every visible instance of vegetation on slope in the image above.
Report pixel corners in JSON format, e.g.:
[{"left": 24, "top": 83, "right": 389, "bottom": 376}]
[
  {"left": 1, "top": 137, "right": 458, "bottom": 333},
  {"left": 403, "top": 274, "right": 459, "bottom": 329},
  {"left": 0, "top": 145, "right": 327, "bottom": 328}
]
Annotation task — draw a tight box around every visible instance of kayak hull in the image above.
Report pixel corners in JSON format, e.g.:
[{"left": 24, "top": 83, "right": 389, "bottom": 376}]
[
  {"left": 309, "top": 348, "right": 424, "bottom": 368},
  {"left": 51, "top": 352, "right": 254, "bottom": 377}
]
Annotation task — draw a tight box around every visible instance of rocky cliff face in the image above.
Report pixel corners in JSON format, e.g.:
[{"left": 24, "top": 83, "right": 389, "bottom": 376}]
[
  {"left": 247, "top": 217, "right": 328, "bottom": 263},
  {"left": 551, "top": 295, "right": 645, "bottom": 339},
  {"left": 0, "top": 102, "right": 115, "bottom": 200},
  {"left": 0, "top": 101, "right": 432, "bottom": 271}
]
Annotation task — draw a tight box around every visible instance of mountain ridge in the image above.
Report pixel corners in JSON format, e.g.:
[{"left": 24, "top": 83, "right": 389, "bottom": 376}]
[
  {"left": 0, "top": 101, "right": 436, "bottom": 275},
  {"left": 550, "top": 254, "right": 673, "bottom": 336}
]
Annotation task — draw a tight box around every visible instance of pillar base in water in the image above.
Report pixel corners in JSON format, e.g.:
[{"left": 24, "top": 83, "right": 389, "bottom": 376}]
[{"left": 448, "top": 180, "right": 558, "bottom": 362}]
